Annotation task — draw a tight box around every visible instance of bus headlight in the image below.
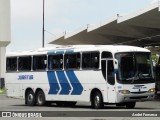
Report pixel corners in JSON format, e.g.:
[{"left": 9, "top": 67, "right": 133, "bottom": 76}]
[
  {"left": 148, "top": 88, "right": 155, "bottom": 93},
  {"left": 119, "top": 90, "right": 130, "bottom": 94}
]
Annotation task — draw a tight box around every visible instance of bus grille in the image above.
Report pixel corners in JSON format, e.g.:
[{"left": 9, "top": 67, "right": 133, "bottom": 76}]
[
  {"left": 130, "top": 96, "right": 148, "bottom": 99},
  {"left": 131, "top": 91, "right": 147, "bottom": 94}
]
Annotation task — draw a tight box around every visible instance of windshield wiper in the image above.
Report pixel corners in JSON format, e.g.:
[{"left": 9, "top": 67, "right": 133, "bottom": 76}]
[
  {"left": 126, "top": 76, "right": 139, "bottom": 81},
  {"left": 126, "top": 71, "right": 139, "bottom": 83}
]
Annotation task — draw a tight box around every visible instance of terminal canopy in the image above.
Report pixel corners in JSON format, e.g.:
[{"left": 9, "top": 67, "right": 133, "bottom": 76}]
[{"left": 48, "top": 3, "right": 160, "bottom": 47}]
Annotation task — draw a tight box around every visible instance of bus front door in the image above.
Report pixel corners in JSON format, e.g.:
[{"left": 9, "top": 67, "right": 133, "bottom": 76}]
[{"left": 106, "top": 60, "right": 116, "bottom": 103}]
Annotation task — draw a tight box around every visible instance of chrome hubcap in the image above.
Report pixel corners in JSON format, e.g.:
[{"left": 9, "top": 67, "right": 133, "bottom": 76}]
[
  {"left": 95, "top": 96, "right": 100, "bottom": 106},
  {"left": 28, "top": 94, "right": 33, "bottom": 102},
  {"left": 38, "top": 94, "right": 43, "bottom": 104}
]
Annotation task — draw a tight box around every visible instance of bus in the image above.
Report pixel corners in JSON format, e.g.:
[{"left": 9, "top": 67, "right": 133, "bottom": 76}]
[
  {"left": 5, "top": 45, "right": 155, "bottom": 109},
  {"left": 154, "top": 58, "right": 160, "bottom": 94}
]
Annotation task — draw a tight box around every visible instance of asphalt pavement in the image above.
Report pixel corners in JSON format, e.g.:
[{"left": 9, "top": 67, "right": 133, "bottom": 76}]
[{"left": 0, "top": 95, "right": 160, "bottom": 120}]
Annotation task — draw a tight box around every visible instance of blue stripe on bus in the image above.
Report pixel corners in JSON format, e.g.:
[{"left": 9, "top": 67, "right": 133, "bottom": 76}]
[
  {"left": 56, "top": 71, "right": 71, "bottom": 95},
  {"left": 48, "top": 50, "right": 64, "bottom": 55},
  {"left": 56, "top": 50, "right": 64, "bottom": 54},
  {"left": 66, "top": 71, "right": 83, "bottom": 95},
  {"left": 48, "top": 49, "right": 73, "bottom": 55},
  {"left": 65, "top": 49, "right": 73, "bottom": 53},
  {"left": 47, "top": 71, "right": 60, "bottom": 94},
  {"left": 48, "top": 51, "right": 56, "bottom": 55}
]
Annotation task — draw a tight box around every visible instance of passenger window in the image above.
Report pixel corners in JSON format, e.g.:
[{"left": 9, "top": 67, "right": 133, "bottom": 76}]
[
  {"left": 6, "top": 57, "right": 17, "bottom": 72},
  {"left": 64, "top": 53, "right": 80, "bottom": 69},
  {"left": 82, "top": 52, "right": 99, "bottom": 69},
  {"left": 102, "top": 52, "right": 113, "bottom": 58},
  {"left": 48, "top": 54, "right": 63, "bottom": 70},
  {"left": 107, "top": 60, "right": 115, "bottom": 85},
  {"left": 18, "top": 56, "right": 31, "bottom": 71},
  {"left": 33, "top": 55, "right": 47, "bottom": 70}
]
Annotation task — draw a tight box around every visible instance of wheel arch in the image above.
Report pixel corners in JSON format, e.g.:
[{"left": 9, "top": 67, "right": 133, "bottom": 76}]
[
  {"left": 24, "top": 87, "right": 35, "bottom": 106},
  {"left": 25, "top": 87, "right": 33, "bottom": 98},
  {"left": 90, "top": 88, "right": 104, "bottom": 102},
  {"left": 35, "top": 88, "right": 46, "bottom": 99}
]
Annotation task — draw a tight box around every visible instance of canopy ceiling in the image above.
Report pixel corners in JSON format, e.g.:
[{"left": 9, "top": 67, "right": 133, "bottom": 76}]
[{"left": 48, "top": 3, "right": 160, "bottom": 47}]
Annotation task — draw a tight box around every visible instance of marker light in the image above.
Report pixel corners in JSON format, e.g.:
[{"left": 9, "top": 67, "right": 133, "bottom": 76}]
[
  {"left": 148, "top": 88, "right": 155, "bottom": 93},
  {"left": 119, "top": 90, "right": 130, "bottom": 94}
]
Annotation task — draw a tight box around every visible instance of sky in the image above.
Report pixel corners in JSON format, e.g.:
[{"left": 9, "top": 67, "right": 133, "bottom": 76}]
[{"left": 7, "top": 0, "right": 155, "bottom": 52}]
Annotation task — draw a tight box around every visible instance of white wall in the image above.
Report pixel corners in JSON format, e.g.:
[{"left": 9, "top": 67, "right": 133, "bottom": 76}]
[
  {"left": 0, "top": 0, "right": 10, "bottom": 43},
  {"left": 0, "top": 47, "right": 6, "bottom": 78},
  {"left": 0, "top": 0, "right": 10, "bottom": 79}
]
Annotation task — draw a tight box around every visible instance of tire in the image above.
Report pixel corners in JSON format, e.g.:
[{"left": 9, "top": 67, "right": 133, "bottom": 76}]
[
  {"left": 91, "top": 91, "right": 104, "bottom": 109},
  {"left": 36, "top": 91, "right": 46, "bottom": 106},
  {"left": 126, "top": 102, "right": 136, "bottom": 109},
  {"left": 26, "top": 90, "right": 36, "bottom": 106}
]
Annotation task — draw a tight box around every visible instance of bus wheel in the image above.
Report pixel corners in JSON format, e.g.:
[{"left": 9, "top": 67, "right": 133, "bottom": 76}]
[
  {"left": 26, "top": 90, "right": 35, "bottom": 106},
  {"left": 126, "top": 102, "right": 136, "bottom": 109},
  {"left": 91, "top": 91, "right": 104, "bottom": 109},
  {"left": 36, "top": 91, "right": 46, "bottom": 106}
]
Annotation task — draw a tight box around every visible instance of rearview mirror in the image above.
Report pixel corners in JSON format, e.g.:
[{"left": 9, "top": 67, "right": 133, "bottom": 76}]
[{"left": 114, "top": 59, "right": 118, "bottom": 70}]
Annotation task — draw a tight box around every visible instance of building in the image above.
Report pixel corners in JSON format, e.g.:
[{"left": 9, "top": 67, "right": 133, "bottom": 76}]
[{"left": 0, "top": 0, "right": 10, "bottom": 84}]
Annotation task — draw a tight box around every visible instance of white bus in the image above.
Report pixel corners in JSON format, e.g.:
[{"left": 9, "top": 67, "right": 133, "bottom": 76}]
[{"left": 5, "top": 45, "right": 155, "bottom": 109}]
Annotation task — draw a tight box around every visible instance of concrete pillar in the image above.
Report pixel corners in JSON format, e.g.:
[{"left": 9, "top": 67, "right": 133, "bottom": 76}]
[
  {"left": 0, "top": 0, "right": 11, "bottom": 83},
  {"left": 0, "top": 47, "right": 6, "bottom": 78}
]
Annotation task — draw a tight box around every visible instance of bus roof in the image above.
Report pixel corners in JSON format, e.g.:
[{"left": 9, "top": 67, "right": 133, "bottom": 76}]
[{"left": 6, "top": 45, "right": 150, "bottom": 56}]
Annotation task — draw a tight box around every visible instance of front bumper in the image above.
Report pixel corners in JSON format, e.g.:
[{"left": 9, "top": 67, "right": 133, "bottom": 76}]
[{"left": 116, "top": 92, "right": 155, "bottom": 103}]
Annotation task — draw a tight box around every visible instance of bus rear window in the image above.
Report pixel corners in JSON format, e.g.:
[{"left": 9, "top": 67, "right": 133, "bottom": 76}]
[{"left": 6, "top": 57, "right": 17, "bottom": 72}]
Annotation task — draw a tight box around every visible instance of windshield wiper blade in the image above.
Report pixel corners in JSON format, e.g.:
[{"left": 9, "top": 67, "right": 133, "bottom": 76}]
[
  {"left": 131, "top": 76, "right": 139, "bottom": 83},
  {"left": 126, "top": 71, "right": 139, "bottom": 82},
  {"left": 126, "top": 76, "right": 139, "bottom": 80}
]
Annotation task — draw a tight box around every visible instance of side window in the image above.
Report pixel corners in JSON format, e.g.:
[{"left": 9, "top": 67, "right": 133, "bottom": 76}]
[
  {"left": 6, "top": 57, "right": 17, "bottom": 72},
  {"left": 18, "top": 56, "right": 31, "bottom": 71},
  {"left": 33, "top": 55, "right": 47, "bottom": 71},
  {"left": 64, "top": 53, "right": 80, "bottom": 69},
  {"left": 48, "top": 54, "right": 63, "bottom": 70},
  {"left": 102, "top": 52, "right": 113, "bottom": 58},
  {"left": 82, "top": 52, "right": 99, "bottom": 69},
  {"left": 107, "top": 60, "right": 115, "bottom": 85}
]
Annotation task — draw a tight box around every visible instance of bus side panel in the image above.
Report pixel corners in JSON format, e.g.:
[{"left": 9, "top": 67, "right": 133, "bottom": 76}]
[
  {"left": 6, "top": 83, "right": 22, "bottom": 98},
  {"left": 45, "top": 70, "right": 107, "bottom": 102},
  {"left": 73, "top": 70, "right": 108, "bottom": 102},
  {"left": 6, "top": 70, "right": 108, "bottom": 103}
]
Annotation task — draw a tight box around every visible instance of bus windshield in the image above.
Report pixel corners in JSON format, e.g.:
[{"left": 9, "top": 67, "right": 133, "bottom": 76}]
[{"left": 115, "top": 52, "right": 154, "bottom": 83}]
